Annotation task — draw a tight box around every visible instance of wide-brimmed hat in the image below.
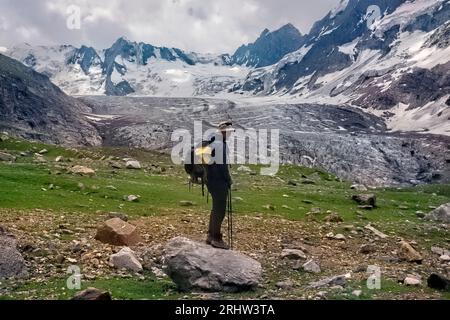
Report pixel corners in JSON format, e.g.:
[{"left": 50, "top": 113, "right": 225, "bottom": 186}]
[{"left": 218, "top": 120, "right": 234, "bottom": 132}]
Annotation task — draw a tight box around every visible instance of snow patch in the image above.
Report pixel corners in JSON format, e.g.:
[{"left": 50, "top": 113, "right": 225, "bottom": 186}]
[{"left": 330, "top": 0, "right": 349, "bottom": 18}]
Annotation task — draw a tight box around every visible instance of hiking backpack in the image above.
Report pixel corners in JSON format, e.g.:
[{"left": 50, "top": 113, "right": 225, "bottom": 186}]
[{"left": 184, "top": 139, "right": 214, "bottom": 196}]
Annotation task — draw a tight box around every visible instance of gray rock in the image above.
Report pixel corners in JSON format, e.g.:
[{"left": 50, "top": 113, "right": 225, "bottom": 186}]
[
  {"left": 352, "top": 194, "right": 376, "bottom": 207},
  {"left": 107, "top": 212, "right": 128, "bottom": 222},
  {"left": 124, "top": 195, "right": 139, "bottom": 202},
  {"left": 425, "top": 203, "right": 450, "bottom": 223},
  {"left": 276, "top": 279, "right": 294, "bottom": 290},
  {"left": 0, "top": 152, "right": 16, "bottom": 162},
  {"left": 351, "top": 184, "right": 368, "bottom": 191},
  {"left": 308, "top": 274, "right": 350, "bottom": 289},
  {"left": 179, "top": 200, "right": 196, "bottom": 207},
  {"left": 281, "top": 249, "right": 307, "bottom": 260},
  {"left": 359, "top": 244, "right": 376, "bottom": 254},
  {"left": 109, "top": 247, "right": 143, "bottom": 272},
  {"left": 72, "top": 288, "right": 112, "bottom": 300},
  {"left": 302, "top": 260, "right": 321, "bottom": 274},
  {"left": 125, "top": 160, "right": 141, "bottom": 169},
  {"left": 0, "top": 227, "right": 27, "bottom": 279},
  {"left": 163, "top": 237, "right": 262, "bottom": 292}
]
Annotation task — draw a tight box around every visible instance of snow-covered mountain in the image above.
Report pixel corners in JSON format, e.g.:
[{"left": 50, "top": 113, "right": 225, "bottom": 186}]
[
  {"left": 5, "top": 37, "right": 249, "bottom": 97},
  {"left": 3, "top": 0, "right": 450, "bottom": 136},
  {"left": 235, "top": 0, "right": 450, "bottom": 135}
]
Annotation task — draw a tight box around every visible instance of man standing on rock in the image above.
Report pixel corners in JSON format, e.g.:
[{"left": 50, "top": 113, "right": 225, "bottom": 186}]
[{"left": 206, "top": 121, "right": 234, "bottom": 250}]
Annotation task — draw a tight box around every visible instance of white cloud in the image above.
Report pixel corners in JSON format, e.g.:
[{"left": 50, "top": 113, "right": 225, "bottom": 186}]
[{"left": 0, "top": 0, "right": 340, "bottom": 53}]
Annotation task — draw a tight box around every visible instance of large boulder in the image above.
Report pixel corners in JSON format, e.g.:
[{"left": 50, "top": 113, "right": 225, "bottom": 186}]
[
  {"left": 425, "top": 204, "right": 450, "bottom": 223},
  {"left": 0, "top": 226, "right": 27, "bottom": 279},
  {"left": 163, "top": 237, "right": 262, "bottom": 292},
  {"left": 95, "top": 218, "right": 142, "bottom": 246}
]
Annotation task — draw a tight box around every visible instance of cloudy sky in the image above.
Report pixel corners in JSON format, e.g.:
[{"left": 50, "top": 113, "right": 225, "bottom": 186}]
[{"left": 0, "top": 0, "right": 340, "bottom": 54}]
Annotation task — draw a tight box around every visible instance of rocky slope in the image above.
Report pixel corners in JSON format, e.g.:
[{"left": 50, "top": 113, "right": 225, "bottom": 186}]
[
  {"left": 230, "top": 23, "right": 306, "bottom": 68},
  {"left": 0, "top": 54, "right": 101, "bottom": 146},
  {"left": 235, "top": 0, "right": 450, "bottom": 135}
]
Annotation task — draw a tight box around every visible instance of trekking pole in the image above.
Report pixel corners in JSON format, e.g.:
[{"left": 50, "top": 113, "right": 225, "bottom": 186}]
[{"left": 228, "top": 187, "right": 233, "bottom": 250}]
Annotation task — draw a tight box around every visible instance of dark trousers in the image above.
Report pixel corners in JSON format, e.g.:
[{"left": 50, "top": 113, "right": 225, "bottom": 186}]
[{"left": 208, "top": 184, "right": 229, "bottom": 238}]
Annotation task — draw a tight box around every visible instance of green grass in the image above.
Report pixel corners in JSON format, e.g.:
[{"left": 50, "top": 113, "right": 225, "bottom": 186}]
[
  {"left": 328, "top": 279, "right": 450, "bottom": 300},
  {"left": 0, "top": 274, "right": 187, "bottom": 300},
  {"left": 1, "top": 137, "right": 449, "bottom": 224}
]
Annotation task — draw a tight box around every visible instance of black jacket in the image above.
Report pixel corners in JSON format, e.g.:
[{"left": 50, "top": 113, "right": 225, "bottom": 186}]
[{"left": 206, "top": 138, "right": 232, "bottom": 191}]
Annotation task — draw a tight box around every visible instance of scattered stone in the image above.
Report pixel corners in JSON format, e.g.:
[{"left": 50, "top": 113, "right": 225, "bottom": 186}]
[
  {"left": 352, "top": 194, "right": 376, "bottom": 207},
  {"left": 287, "top": 180, "right": 297, "bottom": 186},
  {"left": 38, "top": 149, "right": 48, "bottom": 154},
  {"left": 364, "top": 225, "right": 388, "bottom": 239},
  {"left": 263, "top": 204, "right": 275, "bottom": 211},
  {"left": 72, "top": 288, "right": 112, "bottom": 300},
  {"left": 352, "top": 290, "right": 363, "bottom": 297},
  {"left": 281, "top": 249, "right": 307, "bottom": 260},
  {"left": 163, "top": 237, "right": 262, "bottom": 292},
  {"left": 110, "top": 247, "right": 143, "bottom": 272},
  {"left": 0, "top": 152, "right": 16, "bottom": 162},
  {"left": 359, "top": 244, "right": 376, "bottom": 254},
  {"left": 440, "top": 255, "right": 450, "bottom": 262},
  {"left": 233, "top": 197, "right": 244, "bottom": 202},
  {"left": 125, "top": 160, "right": 141, "bottom": 169},
  {"left": 308, "top": 274, "right": 350, "bottom": 289},
  {"left": 431, "top": 246, "right": 450, "bottom": 256},
  {"left": 0, "top": 227, "right": 28, "bottom": 279},
  {"left": 398, "top": 205, "right": 409, "bottom": 210},
  {"left": 334, "top": 234, "right": 346, "bottom": 241},
  {"left": 415, "top": 211, "right": 425, "bottom": 218},
  {"left": 124, "top": 195, "right": 139, "bottom": 202},
  {"left": 404, "top": 275, "right": 422, "bottom": 286},
  {"left": 398, "top": 241, "right": 423, "bottom": 263},
  {"left": 179, "top": 200, "right": 196, "bottom": 207},
  {"left": 107, "top": 212, "right": 129, "bottom": 222},
  {"left": 424, "top": 203, "right": 450, "bottom": 223},
  {"left": 105, "top": 185, "right": 117, "bottom": 191},
  {"left": 281, "top": 205, "right": 293, "bottom": 210},
  {"left": 358, "top": 205, "right": 374, "bottom": 210},
  {"left": 301, "top": 260, "right": 321, "bottom": 274},
  {"left": 276, "top": 279, "right": 294, "bottom": 290},
  {"left": 324, "top": 212, "right": 343, "bottom": 223},
  {"left": 427, "top": 273, "right": 450, "bottom": 291},
  {"left": 351, "top": 184, "right": 367, "bottom": 192},
  {"left": 69, "top": 165, "right": 95, "bottom": 176},
  {"left": 151, "top": 266, "right": 167, "bottom": 278},
  {"left": 302, "top": 200, "right": 313, "bottom": 204},
  {"left": 95, "top": 218, "right": 142, "bottom": 246},
  {"left": 301, "top": 179, "right": 316, "bottom": 185},
  {"left": 110, "top": 162, "right": 122, "bottom": 169},
  {"left": 237, "top": 165, "right": 252, "bottom": 173}
]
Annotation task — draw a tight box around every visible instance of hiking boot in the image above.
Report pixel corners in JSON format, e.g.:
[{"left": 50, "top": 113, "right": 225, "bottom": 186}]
[
  {"left": 210, "top": 234, "right": 230, "bottom": 250},
  {"left": 206, "top": 233, "right": 213, "bottom": 245}
]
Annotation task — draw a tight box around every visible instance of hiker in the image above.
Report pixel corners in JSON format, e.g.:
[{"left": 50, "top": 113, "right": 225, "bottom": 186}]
[{"left": 206, "top": 121, "right": 234, "bottom": 250}]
